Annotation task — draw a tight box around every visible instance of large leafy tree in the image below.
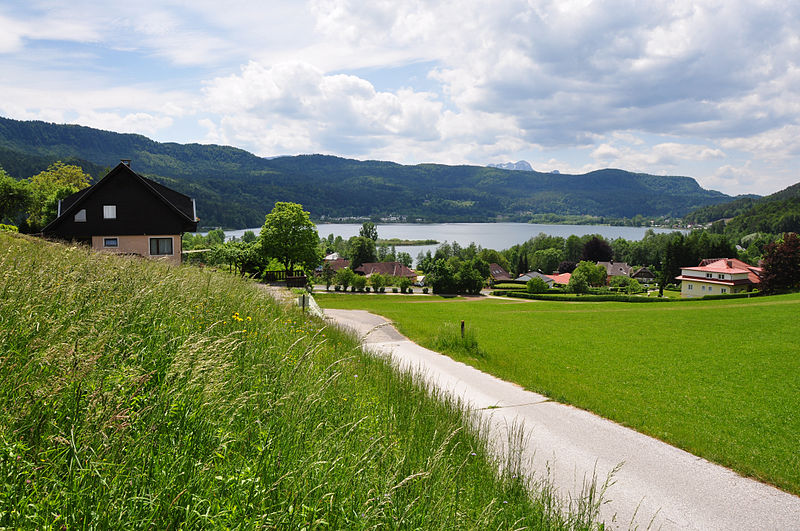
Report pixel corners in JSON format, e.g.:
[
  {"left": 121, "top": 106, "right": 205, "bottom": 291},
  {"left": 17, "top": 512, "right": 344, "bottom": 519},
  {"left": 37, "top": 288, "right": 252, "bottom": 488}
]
[
  {"left": 259, "top": 202, "right": 321, "bottom": 273},
  {"left": 348, "top": 235, "right": 377, "bottom": 269},
  {"left": 359, "top": 221, "right": 378, "bottom": 242},
  {"left": 0, "top": 167, "right": 30, "bottom": 225},
  {"left": 581, "top": 236, "right": 613, "bottom": 262},
  {"left": 26, "top": 161, "right": 91, "bottom": 231},
  {"left": 760, "top": 232, "right": 800, "bottom": 294}
]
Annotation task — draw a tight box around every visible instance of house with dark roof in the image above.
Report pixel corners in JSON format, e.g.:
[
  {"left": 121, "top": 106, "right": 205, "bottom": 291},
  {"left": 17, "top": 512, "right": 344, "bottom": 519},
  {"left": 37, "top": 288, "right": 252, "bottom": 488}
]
[
  {"left": 674, "top": 258, "right": 762, "bottom": 298},
  {"left": 597, "top": 261, "right": 632, "bottom": 280},
  {"left": 42, "top": 161, "right": 198, "bottom": 266},
  {"left": 631, "top": 266, "right": 656, "bottom": 286},
  {"left": 489, "top": 263, "right": 512, "bottom": 282},
  {"left": 516, "top": 271, "right": 554, "bottom": 286},
  {"left": 355, "top": 261, "right": 416, "bottom": 279}
]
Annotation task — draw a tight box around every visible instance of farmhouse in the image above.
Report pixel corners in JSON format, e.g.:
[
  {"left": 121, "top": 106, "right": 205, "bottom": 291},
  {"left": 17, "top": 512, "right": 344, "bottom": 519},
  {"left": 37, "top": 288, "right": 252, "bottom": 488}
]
[
  {"left": 355, "top": 261, "right": 416, "bottom": 279},
  {"left": 675, "top": 258, "right": 762, "bottom": 298},
  {"left": 42, "top": 161, "right": 198, "bottom": 266}
]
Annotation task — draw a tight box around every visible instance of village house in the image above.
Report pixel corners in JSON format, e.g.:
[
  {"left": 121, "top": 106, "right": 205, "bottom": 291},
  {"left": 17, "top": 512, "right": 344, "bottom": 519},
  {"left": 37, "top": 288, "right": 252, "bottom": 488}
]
[
  {"left": 517, "top": 270, "right": 555, "bottom": 287},
  {"left": 42, "top": 160, "right": 198, "bottom": 266},
  {"left": 597, "top": 260, "right": 632, "bottom": 282},
  {"left": 547, "top": 272, "right": 572, "bottom": 286},
  {"left": 355, "top": 261, "right": 416, "bottom": 279},
  {"left": 631, "top": 266, "right": 657, "bottom": 286},
  {"left": 675, "top": 258, "right": 762, "bottom": 298},
  {"left": 489, "top": 263, "right": 512, "bottom": 283}
]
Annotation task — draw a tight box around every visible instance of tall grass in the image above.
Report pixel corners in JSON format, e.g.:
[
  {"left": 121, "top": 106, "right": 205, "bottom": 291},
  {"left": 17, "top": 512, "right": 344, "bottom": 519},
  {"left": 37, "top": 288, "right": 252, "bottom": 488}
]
[{"left": 0, "top": 233, "right": 600, "bottom": 528}]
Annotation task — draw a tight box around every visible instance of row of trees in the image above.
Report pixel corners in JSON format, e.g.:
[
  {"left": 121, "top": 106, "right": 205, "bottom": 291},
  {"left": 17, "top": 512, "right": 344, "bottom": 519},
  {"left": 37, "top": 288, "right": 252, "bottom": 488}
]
[{"left": 0, "top": 162, "right": 92, "bottom": 232}]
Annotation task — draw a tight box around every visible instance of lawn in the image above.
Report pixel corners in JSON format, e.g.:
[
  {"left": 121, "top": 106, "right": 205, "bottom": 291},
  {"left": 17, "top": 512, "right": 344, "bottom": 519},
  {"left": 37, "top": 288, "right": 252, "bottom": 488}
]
[{"left": 315, "top": 292, "right": 800, "bottom": 495}]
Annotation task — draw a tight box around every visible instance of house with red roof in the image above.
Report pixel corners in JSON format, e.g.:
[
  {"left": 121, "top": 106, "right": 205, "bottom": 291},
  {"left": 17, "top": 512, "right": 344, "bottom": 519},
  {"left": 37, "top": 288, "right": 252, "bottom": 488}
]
[
  {"left": 547, "top": 272, "right": 572, "bottom": 286},
  {"left": 355, "top": 261, "right": 416, "bottom": 279},
  {"left": 675, "top": 258, "right": 762, "bottom": 298}
]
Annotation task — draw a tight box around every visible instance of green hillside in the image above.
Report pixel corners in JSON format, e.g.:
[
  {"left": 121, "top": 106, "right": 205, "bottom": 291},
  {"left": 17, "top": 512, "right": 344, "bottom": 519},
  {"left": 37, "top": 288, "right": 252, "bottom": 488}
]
[
  {"left": 685, "top": 181, "right": 800, "bottom": 237},
  {"left": 0, "top": 116, "right": 735, "bottom": 228}
]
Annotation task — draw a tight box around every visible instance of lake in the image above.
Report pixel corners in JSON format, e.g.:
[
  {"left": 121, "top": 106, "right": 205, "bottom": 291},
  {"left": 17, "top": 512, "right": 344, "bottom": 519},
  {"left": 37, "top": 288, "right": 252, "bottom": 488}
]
[{"left": 220, "top": 223, "right": 683, "bottom": 265}]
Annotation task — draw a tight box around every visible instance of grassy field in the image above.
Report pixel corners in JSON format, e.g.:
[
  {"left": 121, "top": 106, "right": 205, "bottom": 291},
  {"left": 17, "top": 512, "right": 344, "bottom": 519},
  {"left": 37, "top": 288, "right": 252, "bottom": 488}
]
[
  {"left": 315, "top": 292, "right": 800, "bottom": 495},
  {"left": 0, "top": 233, "right": 601, "bottom": 529}
]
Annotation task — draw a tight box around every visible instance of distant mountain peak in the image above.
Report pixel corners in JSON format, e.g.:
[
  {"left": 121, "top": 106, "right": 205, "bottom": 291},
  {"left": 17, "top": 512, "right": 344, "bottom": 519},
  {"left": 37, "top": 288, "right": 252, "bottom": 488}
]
[{"left": 488, "top": 160, "right": 533, "bottom": 171}]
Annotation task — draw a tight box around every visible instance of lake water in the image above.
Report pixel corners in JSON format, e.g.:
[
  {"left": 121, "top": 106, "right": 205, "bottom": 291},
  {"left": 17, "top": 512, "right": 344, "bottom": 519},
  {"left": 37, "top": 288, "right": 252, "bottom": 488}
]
[{"left": 220, "top": 223, "right": 683, "bottom": 265}]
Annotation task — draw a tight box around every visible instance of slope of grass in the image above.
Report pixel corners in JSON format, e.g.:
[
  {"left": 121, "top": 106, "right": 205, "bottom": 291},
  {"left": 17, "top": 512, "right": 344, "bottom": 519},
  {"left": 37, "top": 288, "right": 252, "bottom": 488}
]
[
  {"left": 315, "top": 293, "right": 800, "bottom": 495},
  {"left": 0, "top": 233, "right": 601, "bottom": 529}
]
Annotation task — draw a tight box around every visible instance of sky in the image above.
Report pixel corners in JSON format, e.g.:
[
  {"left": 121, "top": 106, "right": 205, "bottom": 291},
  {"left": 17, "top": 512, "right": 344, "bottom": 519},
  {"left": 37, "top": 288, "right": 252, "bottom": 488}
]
[{"left": 1, "top": 1, "right": 799, "bottom": 197}]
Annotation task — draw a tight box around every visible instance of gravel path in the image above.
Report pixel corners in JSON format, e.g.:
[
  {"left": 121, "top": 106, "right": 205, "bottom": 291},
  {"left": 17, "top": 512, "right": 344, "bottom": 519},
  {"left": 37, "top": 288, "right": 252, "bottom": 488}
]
[{"left": 323, "top": 308, "right": 800, "bottom": 530}]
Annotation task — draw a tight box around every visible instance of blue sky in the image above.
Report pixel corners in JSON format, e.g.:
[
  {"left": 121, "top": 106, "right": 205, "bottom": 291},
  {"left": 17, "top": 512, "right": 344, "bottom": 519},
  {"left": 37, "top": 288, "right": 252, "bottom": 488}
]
[{"left": 1, "top": 1, "right": 799, "bottom": 196}]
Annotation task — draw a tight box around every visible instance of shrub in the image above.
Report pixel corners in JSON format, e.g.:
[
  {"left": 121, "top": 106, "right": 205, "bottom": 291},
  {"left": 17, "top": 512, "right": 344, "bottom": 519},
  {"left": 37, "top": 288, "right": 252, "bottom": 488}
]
[
  {"left": 406, "top": 288, "right": 413, "bottom": 294},
  {"left": 392, "top": 287, "right": 399, "bottom": 293},
  {"left": 365, "top": 286, "right": 371, "bottom": 292},
  {"left": 526, "top": 277, "right": 549, "bottom": 294},
  {"left": 379, "top": 287, "right": 385, "bottom": 293},
  {"left": 334, "top": 285, "right": 341, "bottom": 292},
  {"left": 0, "top": 224, "right": 18, "bottom": 233},
  {"left": 398, "top": 277, "right": 412, "bottom": 293},
  {"left": 422, "top": 287, "right": 429, "bottom": 294},
  {"left": 351, "top": 274, "right": 367, "bottom": 292}
]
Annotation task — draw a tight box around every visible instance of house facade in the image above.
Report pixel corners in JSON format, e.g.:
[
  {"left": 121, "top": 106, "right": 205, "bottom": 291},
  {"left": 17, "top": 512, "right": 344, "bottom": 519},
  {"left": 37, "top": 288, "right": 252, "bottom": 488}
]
[
  {"left": 675, "top": 258, "right": 762, "bottom": 298},
  {"left": 42, "top": 161, "right": 198, "bottom": 266}
]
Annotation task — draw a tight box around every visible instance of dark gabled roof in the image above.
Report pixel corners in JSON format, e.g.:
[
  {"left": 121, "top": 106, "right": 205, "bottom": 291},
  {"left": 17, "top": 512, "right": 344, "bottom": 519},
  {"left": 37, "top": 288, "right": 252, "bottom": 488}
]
[
  {"left": 43, "top": 162, "right": 197, "bottom": 234},
  {"left": 631, "top": 266, "right": 656, "bottom": 280},
  {"left": 489, "top": 263, "right": 512, "bottom": 280}
]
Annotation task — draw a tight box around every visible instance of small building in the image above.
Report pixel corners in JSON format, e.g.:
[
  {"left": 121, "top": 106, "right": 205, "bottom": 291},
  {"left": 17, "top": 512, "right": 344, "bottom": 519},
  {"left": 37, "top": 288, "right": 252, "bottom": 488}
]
[
  {"left": 516, "top": 271, "right": 554, "bottom": 286},
  {"left": 631, "top": 266, "right": 656, "bottom": 286},
  {"left": 42, "top": 161, "right": 198, "bottom": 266},
  {"left": 675, "top": 258, "right": 762, "bottom": 298},
  {"left": 355, "top": 261, "right": 416, "bottom": 279},
  {"left": 489, "top": 263, "right": 512, "bottom": 282},
  {"left": 321, "top": 258, "right": 351, "bottom": 272}
]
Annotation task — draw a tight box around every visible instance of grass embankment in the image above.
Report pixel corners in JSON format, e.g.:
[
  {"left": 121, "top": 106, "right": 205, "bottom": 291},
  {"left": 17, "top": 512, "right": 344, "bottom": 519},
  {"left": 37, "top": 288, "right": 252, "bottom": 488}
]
[
  {"left": 0, "top": 233, "right": 601, "bottom": 529},
  {"left": 315, "top": 293, "right": 800, "bottom": 495}
]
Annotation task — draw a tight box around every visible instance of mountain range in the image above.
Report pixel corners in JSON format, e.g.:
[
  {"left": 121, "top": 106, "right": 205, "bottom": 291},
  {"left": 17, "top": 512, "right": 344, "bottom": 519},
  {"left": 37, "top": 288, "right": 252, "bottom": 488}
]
[{"left": 0, "top": 116, "right": 740, "bottom": 229}]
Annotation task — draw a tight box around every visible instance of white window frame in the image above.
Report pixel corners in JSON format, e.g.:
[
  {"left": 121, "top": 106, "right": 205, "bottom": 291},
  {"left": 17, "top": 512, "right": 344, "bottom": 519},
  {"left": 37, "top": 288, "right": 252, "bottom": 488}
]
[
  {"left": 74, "top": 209, "right": 87, "bottom": 222},
  {"left": 103, "top": 205, "right": 117, "bottom": 219},
  {"left": 103, "top": 237, "right": 119, "bottom": 248}
]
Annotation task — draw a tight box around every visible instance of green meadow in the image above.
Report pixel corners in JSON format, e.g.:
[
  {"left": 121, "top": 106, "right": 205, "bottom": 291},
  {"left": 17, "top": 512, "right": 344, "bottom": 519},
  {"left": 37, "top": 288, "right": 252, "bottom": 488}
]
[
  {"left": 315, "top": 292, "right": 800, "bottom": 495},
  {"left": 0, "top": 233, "right": 601, "bottom": 529}
]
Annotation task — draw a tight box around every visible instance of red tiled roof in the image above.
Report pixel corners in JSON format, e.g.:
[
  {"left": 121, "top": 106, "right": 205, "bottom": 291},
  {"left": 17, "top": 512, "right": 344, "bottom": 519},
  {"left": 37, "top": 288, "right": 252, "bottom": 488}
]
[
  {"left": 355, "top": 262, "right": 416, "bottom": 278},
  {"left": 325, "top": 258, "right": 350, "bottom": 271},
  {"left": 547, "top": 272, "right": 572, "bottom": 284},
  {"left": 682, "top": 258, "right": 762, "bottom": 284}
]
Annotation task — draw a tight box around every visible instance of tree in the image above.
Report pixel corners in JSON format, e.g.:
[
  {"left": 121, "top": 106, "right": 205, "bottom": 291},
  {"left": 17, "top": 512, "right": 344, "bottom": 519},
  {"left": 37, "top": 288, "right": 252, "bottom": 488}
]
[
  {"left": 558, "top": 261, "right": 577, "bottom": 274},
  {"left": 0, "top": 168, "right": 29, "bottom": 225},
  {"left": 428, "top": 259, "right": 457, "bottom": 294},
  {"left": 321, "top": 261, "right": 335, "bottom": 290},
  {"left": 369, "top": 272, "right": 386, "bottom": 292},
  {"left": 334, "top": 268, "right": 355, "bottom": 290},
  {"left": 582, "top": 236, "right": 613, "bottom": 262},
  {"left": 348, "top": 236, "right": 377, "bottom": 269},
  {"left": 359, "top": 221, "right": 378, "bottom": 242},
  {"left": 455, "top": 260, "right": 484, "bottom": 295},
  {"left": 397, "top": 251, "right": 412, "bottom": 268},
  {"left": 564, "top": 235, "right": 584, "bottom": 262},
  {"left": 571, "top": 260, "right": 607, "bottom": 287},
  {"left": 526, "top": 277, "right": 549, "bottom": 293},
  {"left": 26, "top": 161, "right": 91, "bottom": 231},
  {"left": 761, "top": 232, "right": 800, "bottom": 294},
  {"left": 259, "top": 202, "right": 321, "bottom": 273},
  {"left": 531, "top": 248, "right": 562, "bottom": 274}
]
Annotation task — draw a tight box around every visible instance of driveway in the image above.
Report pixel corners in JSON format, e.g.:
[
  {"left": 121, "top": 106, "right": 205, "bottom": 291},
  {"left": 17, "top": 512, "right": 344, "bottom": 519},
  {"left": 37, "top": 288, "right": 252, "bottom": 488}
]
[{"left": 324, "top": 308, "right": 800, "bottom": 530}]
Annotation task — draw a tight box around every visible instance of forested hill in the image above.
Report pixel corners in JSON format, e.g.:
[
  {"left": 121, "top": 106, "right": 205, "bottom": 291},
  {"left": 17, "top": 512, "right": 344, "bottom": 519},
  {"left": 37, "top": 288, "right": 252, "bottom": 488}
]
[
  {"left": 685, "top": 181, "right": 800, "bottom": 237},
  {"left": 0, "top": 116, "right": 736, "bottom": 229}
]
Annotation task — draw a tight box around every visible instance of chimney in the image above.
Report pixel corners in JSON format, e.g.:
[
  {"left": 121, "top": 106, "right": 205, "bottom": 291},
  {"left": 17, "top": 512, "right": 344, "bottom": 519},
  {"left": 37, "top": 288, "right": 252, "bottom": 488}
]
[
  {"left": 121, "top": 159, "right": 131, "bottom": 167},
  {"left": 727, "top": 260, "right": 733, "bottom": 268}
]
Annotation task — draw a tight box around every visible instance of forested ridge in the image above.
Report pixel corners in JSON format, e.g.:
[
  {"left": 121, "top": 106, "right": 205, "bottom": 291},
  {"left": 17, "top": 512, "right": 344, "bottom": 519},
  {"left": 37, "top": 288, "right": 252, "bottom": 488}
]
[
  {"left": 685, "top": 181, "right": 800, "bottom": 238},
  {"left": 0, "top": 116, "right": 737, "bottom": 228}
]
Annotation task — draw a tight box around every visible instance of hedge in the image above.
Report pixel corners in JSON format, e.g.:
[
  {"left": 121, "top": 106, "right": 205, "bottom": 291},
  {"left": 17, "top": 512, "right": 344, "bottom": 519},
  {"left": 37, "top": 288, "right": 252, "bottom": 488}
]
[{"left": 499, "top": 291, "right": 672, "bottom": 303}]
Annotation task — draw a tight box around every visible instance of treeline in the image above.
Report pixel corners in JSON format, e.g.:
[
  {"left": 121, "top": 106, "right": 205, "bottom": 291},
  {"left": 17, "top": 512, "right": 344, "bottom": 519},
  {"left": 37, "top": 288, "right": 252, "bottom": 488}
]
[{"left": 0, "top": 162, "right": 91, "bottom": 232}]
